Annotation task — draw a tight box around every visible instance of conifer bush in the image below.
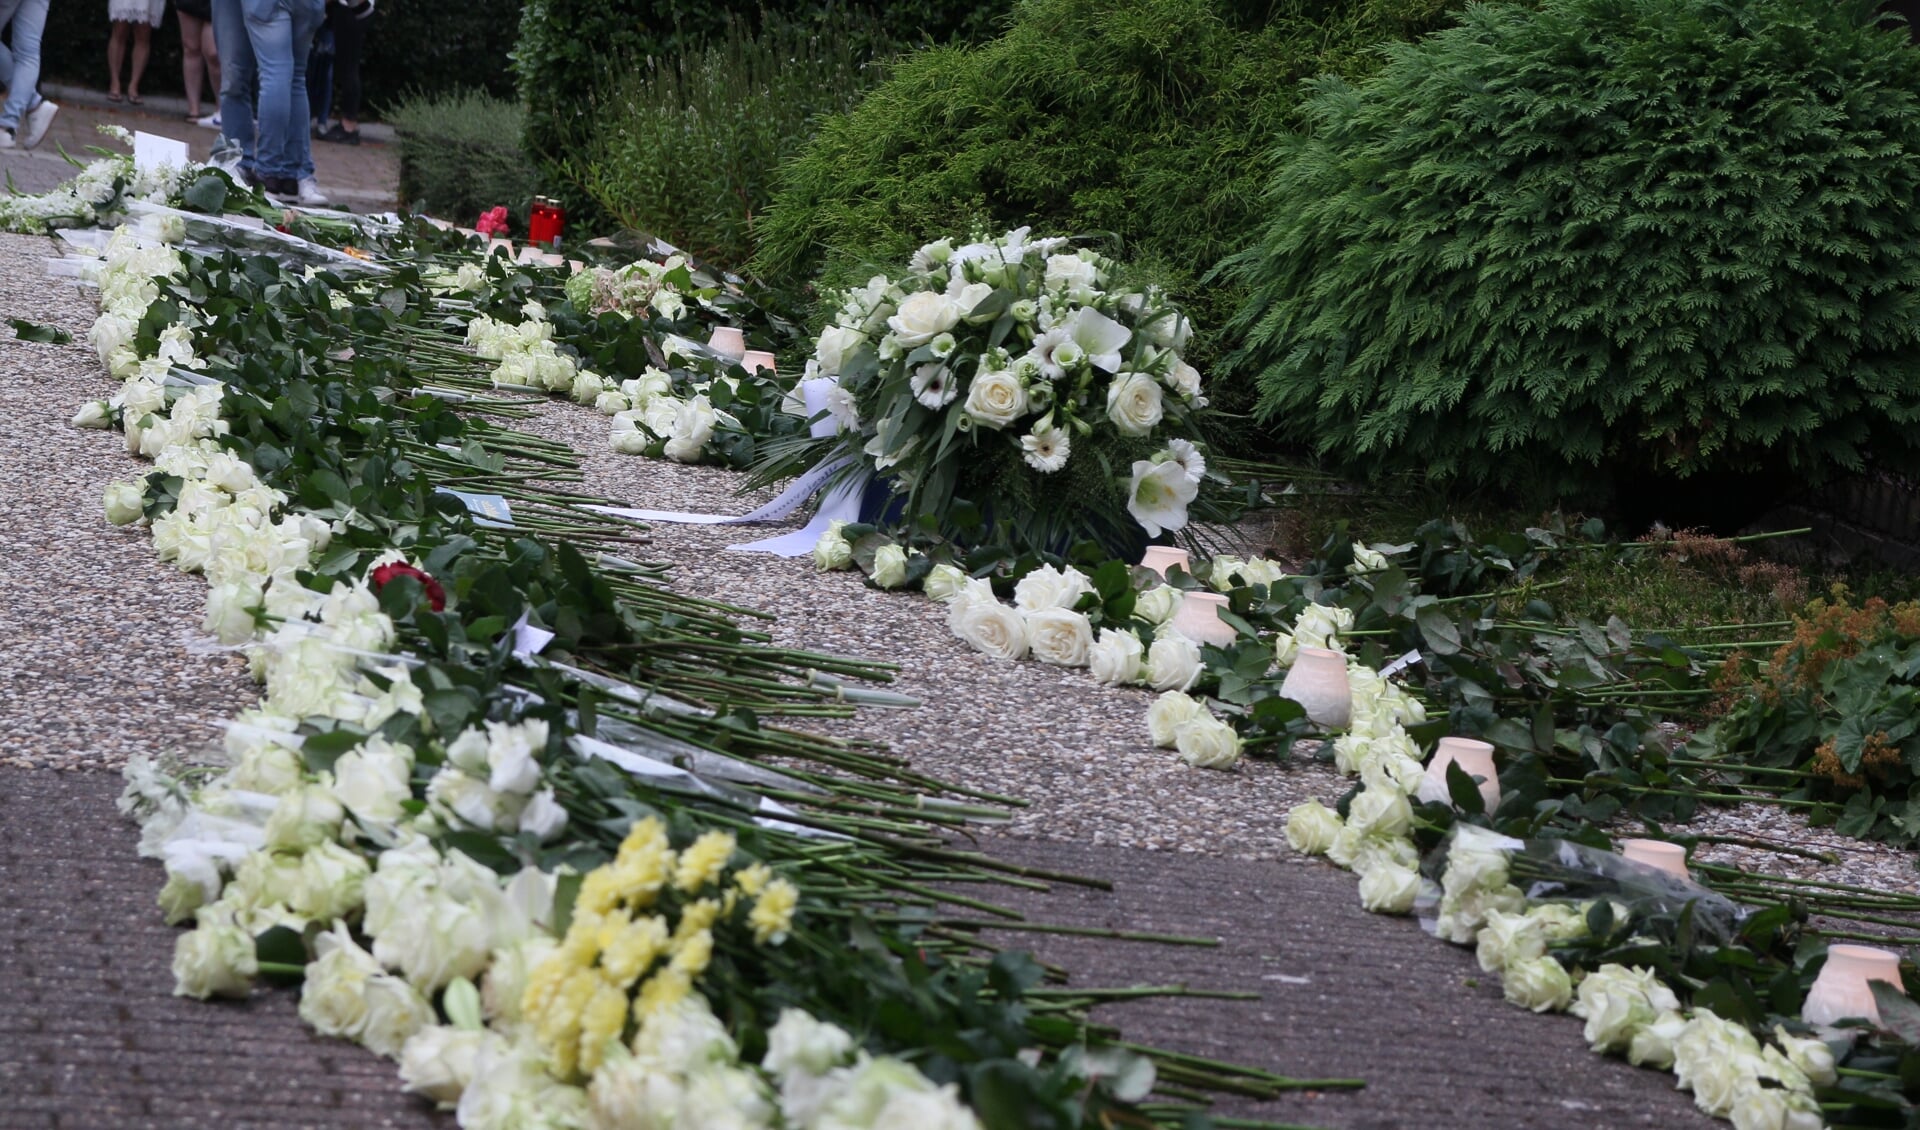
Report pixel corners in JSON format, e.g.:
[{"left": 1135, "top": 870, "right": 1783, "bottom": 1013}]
[
  {"left": 751, "top": 0, "right": 1461, "bottom": 348},
  {"left": 1228, "top": 0, "right": 1920, "bottom": 494}
]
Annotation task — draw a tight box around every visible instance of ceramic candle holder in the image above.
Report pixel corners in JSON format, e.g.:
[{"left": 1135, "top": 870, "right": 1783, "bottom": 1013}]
[
  {"left": 1803, "top": 944, "right": 1903, "bottom": 1026},
  {"left": 1139, "top": 545, "right": 1191, "bottom": 580},
  {"left": 1280, "top": 647, "right": 1352, "bottom": 729},
  {"left": 741, "top": 349, "right": 777, "bottom": 375},
  {"left": 1170, "top": 591, "right": 1237, "bottom": 647},
  {"left": 1415, "top": 736, "right": 1500, "bottom": 811},
  {"left": 1618, "top": 838, "right": 1691, "bottom": 881},
  {"left": 707, "top": 326, "right": 747, "bottom": 361}
]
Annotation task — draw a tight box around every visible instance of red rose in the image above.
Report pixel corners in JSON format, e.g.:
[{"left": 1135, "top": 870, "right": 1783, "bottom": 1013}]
[{"left": 370, "top": 562, "right": 446, "bottom": 611}]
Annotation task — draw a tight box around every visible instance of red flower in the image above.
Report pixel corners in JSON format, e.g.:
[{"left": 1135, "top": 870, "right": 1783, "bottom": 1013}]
[
  {"left": 475, "top": 205, "right": 511, "bottom": 236},
  {"left": 370, "top": 562, "right": 446, "bottom": 611}
]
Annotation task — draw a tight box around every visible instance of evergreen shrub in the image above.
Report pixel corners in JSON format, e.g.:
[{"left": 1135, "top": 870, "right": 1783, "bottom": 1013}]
[
  {"left": 569, "top": 15, "right": 893, "bottom": 267},
  {"left": 750, "top": 0, "right": 1460, "bottom": 360},
  {"left": 1228, "top": 0, "right": 1920, "bottom": 494},
  {"left": 390, "top": 90, "right": 537, "bottom": 228}
]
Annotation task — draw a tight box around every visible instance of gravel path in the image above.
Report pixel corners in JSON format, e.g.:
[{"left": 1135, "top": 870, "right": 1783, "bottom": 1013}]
[{"left": 0, "top": 233, "right": 255, "bottom": 772}]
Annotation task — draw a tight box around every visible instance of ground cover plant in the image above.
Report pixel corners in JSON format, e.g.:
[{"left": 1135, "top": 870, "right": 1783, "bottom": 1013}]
[
  {"left": 751, "top": 0, "right": 1464, "bottom": 385},
  {"left": 1227, "top": 0, "right": 1920, "bottom": 496},
  {"left": 390, "top": 90, "right": 540, "bottom": 230}
]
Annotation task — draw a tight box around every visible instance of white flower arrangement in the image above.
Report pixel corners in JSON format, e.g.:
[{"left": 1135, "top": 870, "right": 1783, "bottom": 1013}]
[{"left": 807, "top": 227, "right": 1212, "bottom": 551}]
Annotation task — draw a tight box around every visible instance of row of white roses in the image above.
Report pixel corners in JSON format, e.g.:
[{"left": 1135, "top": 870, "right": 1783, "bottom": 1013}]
[
  {"left": 0, "top": 126, "right": 194, "bottom": 234},
  {"left": 87, "top": 228, "right": 980, "bottom": 1130}
]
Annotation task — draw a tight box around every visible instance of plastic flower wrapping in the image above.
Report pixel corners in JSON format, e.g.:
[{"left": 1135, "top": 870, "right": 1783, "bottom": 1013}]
[{"left": 803, "top": 227, "right": 1214, "bottom": 555}]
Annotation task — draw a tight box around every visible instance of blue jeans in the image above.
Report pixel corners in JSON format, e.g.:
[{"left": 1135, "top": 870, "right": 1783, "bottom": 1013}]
[
  {"left": 243, "top": 0, "right": 322, "bottom": 181},
  {"left": 0, "top": 0, "right": 50, "bottom": 131},
  {"left": 211, "top": 0, "right": 257, "bottom": 173}
]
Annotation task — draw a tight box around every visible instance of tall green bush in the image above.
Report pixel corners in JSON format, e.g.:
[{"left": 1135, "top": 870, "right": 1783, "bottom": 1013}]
[
  {"left": 1227, "top": 0, "right": 1920, "bottom": 494},
  {"left": 750, "top": 0, "right": 1461, "bottom": 358},
  {"left": 390, "top": 90, "right": 537, "bottom": 227},
  {"left": 569, "top": 15, "right": 892, "bottom": 267}
]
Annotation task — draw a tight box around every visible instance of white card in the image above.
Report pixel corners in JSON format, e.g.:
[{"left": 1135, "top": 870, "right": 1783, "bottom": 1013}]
[{"left": 132, "top": 131, "right": 191, "bottom": 174}]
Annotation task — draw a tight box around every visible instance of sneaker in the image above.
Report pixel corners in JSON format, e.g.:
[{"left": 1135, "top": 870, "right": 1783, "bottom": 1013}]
[
  {"left": 0, "top": 127, "right": 13, "bottom": 150},
  {"left": 21, "top": 100, "right": 57, "bottom": 149},
  {"left": 296, "top": 177, "right": 329, "bottom": 206},
  {"left": 320, "top": 122, "right": 360, "bottom": 146},
  {"left": 195, "top": 112, "right": 221, "bottom": 130},
  {"left": 263, "top": 176, "right": 300, "bottom": 202}
]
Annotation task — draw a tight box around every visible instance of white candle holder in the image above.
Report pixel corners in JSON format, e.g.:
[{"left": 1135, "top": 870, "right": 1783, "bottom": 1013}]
[
  {"left": 1280, "top": 647, "right": 1352, "bottom": 729},
  {"left": 1415, "top": 736, "right": 1500, "bottom": 811},
  {"left": 1139, "top": 545, "right": 1190, "bottom": 580},
  {"left": 1618, "top": 838, "right": 1691, "bottom": 881},
  {"left": 741, "top": 349, "right": 777, "bottom": 375},
  {"left": 1170, "top": 591, "right": 1238, "bottom": 647},
  {"left": 707, "top": 326, "right": 747, "bottom": 361},
  {"left": 1803, "top": 944, "right": 1904, "bottom": 1027}
]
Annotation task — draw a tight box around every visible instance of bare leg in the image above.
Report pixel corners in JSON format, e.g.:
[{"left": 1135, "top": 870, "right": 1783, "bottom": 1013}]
[
  {"left": 129, "top": 23, "right": 151, "bottom": 102},
  {"left": 202, "top": 22, "right": 222, "bottom": 105},
  {"left": 107, "top": 21, "right": 128, "bottom": 99},
  {"left": 178, "top": 13, "right": 204, "bottom": 115}
]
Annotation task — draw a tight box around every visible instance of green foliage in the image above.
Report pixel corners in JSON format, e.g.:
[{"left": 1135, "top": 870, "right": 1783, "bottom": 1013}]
[
  {"left": 571, "top": 14, "right": 895, "bottom": 267},
  {"left": 38, "top": 0, "right": 520, "bottom": 108},
  {"left": 389, "top": 89, "right": 538, "bottom": 228},
  {"left": 751, "top": 0, "right": 1460, "bottom": 370},
  {"left": 513, "top": 0, "right": 1008, "bottom": 233},
  {"left": 1228, "top": 0, "right": 1920, "bottom": 495}
]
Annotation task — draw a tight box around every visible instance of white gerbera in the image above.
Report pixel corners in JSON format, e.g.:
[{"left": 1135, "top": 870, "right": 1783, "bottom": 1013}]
[
  {"left": 911, "top": 363, "right": 959, "bottom": 409},
  {"left": 1020, "top": 425, "right": 1071, "bottom": 473},
  {"left": 1162, "top": 438, "right": 1206, "bottom": 484}
]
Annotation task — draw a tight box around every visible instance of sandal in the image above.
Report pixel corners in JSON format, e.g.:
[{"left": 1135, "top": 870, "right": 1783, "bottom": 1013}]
[
  {"left": 106, "top": 91, "right": 124, "bottom": 103},
  {"left": 128, "top": 94, "right": 144, "bottom": 105}
]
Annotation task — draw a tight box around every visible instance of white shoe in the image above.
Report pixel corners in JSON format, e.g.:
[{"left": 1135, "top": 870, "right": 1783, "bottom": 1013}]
[
  {"left": 21, "top": 99, "right": 57, "bottom": 149},
  {"left": 296, "top": 177, "right": 329, "bottom": 206},
  {"left": 0, "top": 127, "right": 14, "bottom": 149},
  {"left": 195, "top": 112, "right": 221, "bottom": 129}
]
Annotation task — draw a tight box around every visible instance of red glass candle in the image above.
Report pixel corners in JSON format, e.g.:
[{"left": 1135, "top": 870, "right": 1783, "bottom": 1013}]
[{"left": 528, "top": 197, "right": 566, "bottom": 246}]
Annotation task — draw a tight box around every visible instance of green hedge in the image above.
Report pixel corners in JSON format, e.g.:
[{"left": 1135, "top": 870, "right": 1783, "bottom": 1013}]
[
  {"left": 35, "top": 1, "right": 520, "bottom": 112},
  {"left": 568, "top": 14, "right": 892, "bottom": 267},
  {"left": 390, "top": 89, "right": 536, "bottom": 227},
  {"left": 1226, "top": 0, "right": 1920, "bottom": 495},
  {"left": 513, "top": 0, "right": 1008, "bottom": 231},
  {"left": 749, "top": 0, "right": 1462, "bottom": 384}
]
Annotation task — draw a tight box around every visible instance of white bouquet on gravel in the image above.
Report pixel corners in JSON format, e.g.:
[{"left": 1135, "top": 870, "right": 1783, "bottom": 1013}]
[{"left": 796, "top": 227, "right": 1216, "bottom": 555}]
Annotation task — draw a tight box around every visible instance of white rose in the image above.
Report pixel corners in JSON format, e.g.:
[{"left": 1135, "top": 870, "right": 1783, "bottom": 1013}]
[
  {"left": 374, "top": 889, "right": 492, "bottom": 992},
  {"left": 1165, "top": 357, "right": 1203, "bottom": 401},
  {"left": 1283, "top": 800, "right": 1343, "bottom": 855},
  {"left": 1045, "top": 253, "right": 1099, "bottom": 294},
  {"left": 518, "top": 789, "right": 569, "bottom": 842},
  {"left": 963, "top": 370, "right": 1028, "bottom": 429},
  {"left": 1570, "top": 963, "right": 1677, "bottom": 1053},
  {"left": 923, "top": 563, "right": 968, "bottom": 602},
  {"left": 172, "top": 921, "right": 257, "bottom": 999},
  {"left": 1087, "top": 628, "right": 1145, "bottom": 686},
  {"left": 481, "top": 937, "right": 557, "bottom": 1025},
  {"left": 952, "top": 281, "right": 996, "bottom": 321},
  {"left": 594, "top": 390, "right": 630, "bottom": 416},
  {"left": 1771, "top": 1026, "right": 1838, "bottom": 1087},
  {"left": 1348, "top": 831, "right": 1420, "bottom": 876},
  {"left": 764, "top": 1008, "right": 857, "bottom": 1079},
  {"left": 1502, "top": 956, "right": 1573, "bottom": 1013},
  {"left": 299, "top": 924, "right": 380, "bottom": 1039},
  {"left": 1012, "top": 564, "right": 1093, "bottom": 613},
  {"left": 815, "top": 325, "right": 865, "bottom": 375},
  {"left": 949, "top": 598, "right": 1029, "bottom": 661},
  {"left": 1145, "top": 634, "right": 1202, "bottom": 691},
  {"left": 359, "top": 973, "right": 436, "bottom": 1057},
  {"left": 104, "top": 480, "right": 147, "bottom": 525},
  {"left": 1729, "top": 1087, "right": 1824, "bottom": 1130},
  {"left": 293, "top": 840, "right": 372, "bottom": 921},
  {"left": 664, "top": 396, "right": 718, "bottom": 463},
  {"left": 485, "top": 719, "right": 545, "bottom": 796},
  {"left": 202, "top": 580, "right": 263, "bottom": 644},
  {"left": 1628, "top": 1009, "right": 1690, "bottom": 1069},
  {"left": 1475, "top": 909, "right": 1547, "bottom": 974},
  {"left": 400, "top": 1025, "right": 490, "bottom": 1107},
  {"left": 1357, "top": 861, "right": 1420, "bottom": 914},
  {"left": 812, "top": 530, "right": 853, "bottom": 572},
  {"left": 1146, "top": 690, "right": 1207, "bottom": 748},
  {"left": 263, "top": 784, "right": 345, "bottom": 852},
  {"left": 1134, "top": 584, "right": 1179, "bottom": 625},
  {"left": 72, "top": 400, "right": 113, "bottom": 429},
  {"left": 1174, "top": 714, "right": 1241, "bottom": 769},
  {"left": 1347, "top": 542, "right": 1390, "bottom": 574},
  {"left": 1442, "top": 845, "right": 1512, "bottom": 896},
  {"left": 871, "top": 544, "right": 910, "bottom": 589},
  {"left": 1346, "top": 788, "right": 1412, "bottom": 840},
  {"left": 1105, "top": 372, "right": 1165, "bottom": 437},
  {"left": 1026, "top": 608, "right": 1094, "bottom": 667},
  {"left": 886, "top": 290, "right": 963, "bottom": 348}
]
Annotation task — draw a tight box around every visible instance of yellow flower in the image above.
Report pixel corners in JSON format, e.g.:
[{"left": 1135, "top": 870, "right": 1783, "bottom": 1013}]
[
  {"left": 576, "top": 867, "right": 624, "bottom": 917},
  {"left": 672, "top": 830, "right": 737, "bottom": 893},
  {"left": 672, "top": 898, "right": 721, "bottom": 945},
  {"left": 534, "top": 967, "right": 598, "bottom": 1079},
  {"left": 577, "top": 979, "right": 629, "bottom": 1073},
  {"left": 618, "top": 816, "right": 669, "bottom": 861},
  {"left": 600, "top": 914, "right": 669, "bottom": 989},
  {"left": 669, "top": 928, "right": 713, "bottom": 980},
  {"left": 749, "top": 879, "right": 799, "bottom": 945},
  {"left": 632, "top": 968, "right": 691, "bottom": 1023},
  {"left": 733, "top": 862, "right": 771, "bottom": 897}
]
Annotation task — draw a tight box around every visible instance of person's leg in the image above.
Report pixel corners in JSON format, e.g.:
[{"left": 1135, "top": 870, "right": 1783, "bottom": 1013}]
[
  {"left": 0, "top": 0, "right": 18, "bottom": 98},
  {"left": 305, "top": 25, "right": 331, "bottom": 132},
  {"left": 128, "top": 21, "right": 152, "bottom": 102},
  {"left": 211, "top": 0, "right": 257, "bottom": 174},
  {"left": 202, "top": 20, "right": 222, "bottom": 107},
  {"left": 329, "top": 3, "right": 364, "bottom": 132},
  {"left": 179, "top": 11, "right": 206, "bottom": 116},
  {"left": 0, "top": 0, "right": 47, "bottom": 132},
  {"left": 288, "top": 0, "right": 322, "bottom": 182},
  {"left": 245, "top": 0, "right": 295, "bottom": 183},
  {"left": 107, "top": 21, "right": 129, "bottom": 99}
]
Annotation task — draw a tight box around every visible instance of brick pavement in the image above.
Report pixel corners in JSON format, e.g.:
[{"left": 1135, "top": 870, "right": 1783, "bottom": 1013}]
[{"left": 0, "top": 87, "right": 396, "bottom": 209}]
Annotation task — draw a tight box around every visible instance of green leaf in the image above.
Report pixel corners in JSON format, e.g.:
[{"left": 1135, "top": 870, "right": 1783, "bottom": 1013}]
[
  {"left": 181, "top": 171, "right": 230, "bottom": 214},
  {"left": 1872, "top": 982, "right": 1920, "bottom": 1044},
  {"left": 1415, "top": 604, "right": 1462, "bottom": 655},
  {"left": 9, "top": 318, "right": 70, "bottom": 344}
]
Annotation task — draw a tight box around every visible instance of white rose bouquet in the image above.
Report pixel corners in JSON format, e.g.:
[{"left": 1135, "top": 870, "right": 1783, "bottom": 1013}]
[{"left": 797, "top": 227, "right": 1215, "bottom": 554}]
